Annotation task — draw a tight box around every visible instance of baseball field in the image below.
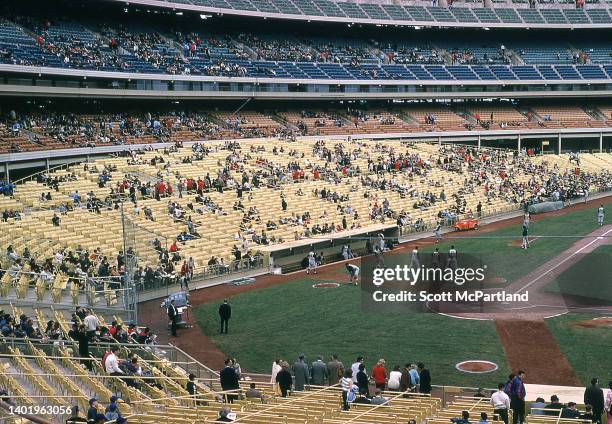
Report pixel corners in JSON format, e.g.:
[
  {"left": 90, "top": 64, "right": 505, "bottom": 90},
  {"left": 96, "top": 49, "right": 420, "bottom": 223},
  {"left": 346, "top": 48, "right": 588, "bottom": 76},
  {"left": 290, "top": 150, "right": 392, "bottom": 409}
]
[{"left": 192, "top": 201, "right": 612, "bottom": 387}]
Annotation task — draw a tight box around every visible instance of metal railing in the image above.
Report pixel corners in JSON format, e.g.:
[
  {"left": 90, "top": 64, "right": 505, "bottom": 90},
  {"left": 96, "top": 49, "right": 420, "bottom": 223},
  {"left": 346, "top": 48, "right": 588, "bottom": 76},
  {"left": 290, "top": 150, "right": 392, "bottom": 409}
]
[{"left": 134, "top": 256, "right": 265, "bottom": 296}]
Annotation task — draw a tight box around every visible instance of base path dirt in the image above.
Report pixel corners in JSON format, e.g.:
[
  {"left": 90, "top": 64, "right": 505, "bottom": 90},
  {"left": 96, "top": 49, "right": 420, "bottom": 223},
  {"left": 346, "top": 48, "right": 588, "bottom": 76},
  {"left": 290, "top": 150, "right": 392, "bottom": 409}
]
[
  {"left": 570, "top": 317, "right": 612, "bottom": 329},
  {"left": 494, "top": 318, "right": 581, "bottom": 386}
]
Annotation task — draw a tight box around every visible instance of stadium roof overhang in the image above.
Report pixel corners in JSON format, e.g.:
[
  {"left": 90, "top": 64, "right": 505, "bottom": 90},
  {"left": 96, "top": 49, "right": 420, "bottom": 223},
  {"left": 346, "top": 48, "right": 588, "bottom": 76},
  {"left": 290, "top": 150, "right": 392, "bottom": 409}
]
[{"left": 102, "top": 0, "right": 612, "bottom": 30}]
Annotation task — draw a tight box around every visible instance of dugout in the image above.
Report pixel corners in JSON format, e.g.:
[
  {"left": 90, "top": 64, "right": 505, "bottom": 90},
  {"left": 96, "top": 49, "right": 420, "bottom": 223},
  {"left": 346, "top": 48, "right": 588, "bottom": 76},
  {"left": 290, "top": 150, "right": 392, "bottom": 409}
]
[{"left": 259, "top": 224, "right": 399, "bottom": 273}]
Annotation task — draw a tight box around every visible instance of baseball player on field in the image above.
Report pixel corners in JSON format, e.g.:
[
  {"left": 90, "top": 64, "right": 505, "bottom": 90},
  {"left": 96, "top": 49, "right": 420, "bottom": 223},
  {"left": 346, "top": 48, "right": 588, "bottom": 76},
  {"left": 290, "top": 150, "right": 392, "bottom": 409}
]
[
  {"left": 307, "top": 251, "right": 317, "bottom": 274},
  {"left": 521, "top": 223, "right": 530, "bottom": 249},
  {"left": 597, "top": 205, "right": 605, "bottom": 226},
  {"left": 346, "top": 263, "right": 360, "bottom": 286},
  {"left": 410, "top": 246, "right": 420, "bottom": 269}
]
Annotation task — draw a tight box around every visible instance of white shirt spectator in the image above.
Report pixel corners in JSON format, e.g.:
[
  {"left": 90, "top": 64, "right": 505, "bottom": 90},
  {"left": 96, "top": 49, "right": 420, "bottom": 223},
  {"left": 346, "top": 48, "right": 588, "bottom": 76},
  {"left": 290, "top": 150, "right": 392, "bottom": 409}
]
[
  {"left": 351, "top": 362, "right": 363, "bottom": 382},
  {"left": 83, "top": 314, "right": 99, "bottom": 332},
  {"left": 105, "top": 353, "right": 123, "bottom": 374},
  {"left": 491, "top": 389, "right": 511, "bottom": 410},
  {"left": 387, "top": 370, "right": 402, "bottom": 390}
]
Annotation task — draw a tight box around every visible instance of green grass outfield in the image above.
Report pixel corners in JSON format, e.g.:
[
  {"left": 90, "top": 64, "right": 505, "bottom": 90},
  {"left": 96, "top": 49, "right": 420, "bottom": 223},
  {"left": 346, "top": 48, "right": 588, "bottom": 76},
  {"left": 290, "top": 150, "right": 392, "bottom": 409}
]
[
  {"left": 543, "top": 245, "right": 612, "bottom": 303},
  {"left": 546, "top": 313, "right": 612, "bottom": 385},
  {"left": 194, "top": 204, "right": 610, "bottom": 387}
]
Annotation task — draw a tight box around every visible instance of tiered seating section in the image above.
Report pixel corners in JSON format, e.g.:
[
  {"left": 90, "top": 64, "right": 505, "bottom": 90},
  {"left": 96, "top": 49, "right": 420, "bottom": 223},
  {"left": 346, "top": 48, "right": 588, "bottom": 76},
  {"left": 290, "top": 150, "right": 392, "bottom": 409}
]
[
  {"left": 1, "top": 18, "right": 612, "bottom": 81},
  {"left": 2, "top": 140, "right": 612, "bottom": 275},
  {"left": 3, "top": 104, "right": 612, "bottom": 153}
]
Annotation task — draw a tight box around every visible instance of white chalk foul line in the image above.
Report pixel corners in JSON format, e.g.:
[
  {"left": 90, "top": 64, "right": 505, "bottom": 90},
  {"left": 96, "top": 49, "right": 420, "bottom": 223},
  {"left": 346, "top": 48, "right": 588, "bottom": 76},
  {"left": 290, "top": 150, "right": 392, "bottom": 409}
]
[{"left": 513, "top": 227, "right": 612, "bottom": 295}]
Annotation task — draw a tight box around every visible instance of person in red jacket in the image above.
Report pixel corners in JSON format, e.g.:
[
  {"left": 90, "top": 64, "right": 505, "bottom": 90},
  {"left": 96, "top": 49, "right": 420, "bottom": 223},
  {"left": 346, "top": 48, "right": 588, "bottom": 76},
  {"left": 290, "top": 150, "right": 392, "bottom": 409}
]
[{"left": 372, "top": 359, "right": 388, "bottom": 391}]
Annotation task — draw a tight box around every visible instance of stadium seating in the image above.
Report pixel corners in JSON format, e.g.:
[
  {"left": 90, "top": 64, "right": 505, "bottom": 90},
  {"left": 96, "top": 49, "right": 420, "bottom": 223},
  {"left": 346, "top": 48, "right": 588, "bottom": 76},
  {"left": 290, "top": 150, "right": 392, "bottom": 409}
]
[
  {"left": 2, "top": 140, "right": 612, "bottom": 279},
  {"left": 2, "top": 103, "right": 612, "bottom": 153},
  {"left": 1, "top": 17, "right": 612, "bottom": 82}
]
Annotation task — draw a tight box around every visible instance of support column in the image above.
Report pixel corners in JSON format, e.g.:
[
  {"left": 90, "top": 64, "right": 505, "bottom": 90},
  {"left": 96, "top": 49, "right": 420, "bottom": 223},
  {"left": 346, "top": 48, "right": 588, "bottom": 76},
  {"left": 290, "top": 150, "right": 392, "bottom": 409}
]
[
  {"left": 557, "top": 134, "right": 562, "bottom": 155},
  {"left": 4, "top": 163, "right": 9, "bottom": 183},
  {"left": 438, "top": 136, "right": 442, "bottom": 147},
  {"left": 477, "top": 135, "right": 481, "bottom": 150},
  {"left": 600, "top": 132, "right": 603, "bottom": 153},
  {"left": 517, "top": 134, "right": 521, "bottom": 152},
  {"left": 46, "top": 158, "right": 50, "bottom": 172}
]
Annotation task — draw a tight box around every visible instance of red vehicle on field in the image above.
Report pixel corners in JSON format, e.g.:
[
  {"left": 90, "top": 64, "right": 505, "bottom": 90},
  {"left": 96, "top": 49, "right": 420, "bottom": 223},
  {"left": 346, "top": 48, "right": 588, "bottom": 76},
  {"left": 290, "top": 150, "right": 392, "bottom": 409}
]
[{"left": 454, "top": 214, "right": 479, "bottom": 231}]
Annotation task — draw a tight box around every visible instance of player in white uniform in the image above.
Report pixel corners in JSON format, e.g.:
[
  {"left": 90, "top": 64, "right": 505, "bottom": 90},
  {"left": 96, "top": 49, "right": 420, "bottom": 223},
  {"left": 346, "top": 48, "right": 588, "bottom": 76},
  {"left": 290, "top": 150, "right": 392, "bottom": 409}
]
[
  {"left": 597, "top": 205, "right": 605, "bottom": 226},
  {"left": 410, "top": 246, "right": 420, "bottom": 269},
  {"left": 306, "top": 251, "right": 317, "bottom": 274},
  {"left": 434, "top": 222, "right": 442, "bottom": 243},
  {"left": 446, "top": 245, "right": 458, "bottom": 269},
  {"left": 346, "top": 263, "right": 360, "bottom": 286},
  {"left": 378, "top": 233, "right": 385, "bottom": 252}
]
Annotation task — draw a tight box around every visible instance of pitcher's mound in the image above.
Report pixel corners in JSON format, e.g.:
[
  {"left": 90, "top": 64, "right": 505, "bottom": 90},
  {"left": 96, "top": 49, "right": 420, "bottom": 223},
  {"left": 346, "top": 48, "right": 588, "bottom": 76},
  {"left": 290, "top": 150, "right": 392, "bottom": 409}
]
[{"left": 456, "top": 360, "right": 499, "bottom": 373}]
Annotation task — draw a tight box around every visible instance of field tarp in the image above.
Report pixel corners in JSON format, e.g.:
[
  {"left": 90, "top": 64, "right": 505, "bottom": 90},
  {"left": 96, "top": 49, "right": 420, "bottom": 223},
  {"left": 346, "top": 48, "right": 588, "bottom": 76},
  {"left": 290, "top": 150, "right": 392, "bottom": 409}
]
[{"left": 528, "top": 201, "right": 564, "bottom": 214}]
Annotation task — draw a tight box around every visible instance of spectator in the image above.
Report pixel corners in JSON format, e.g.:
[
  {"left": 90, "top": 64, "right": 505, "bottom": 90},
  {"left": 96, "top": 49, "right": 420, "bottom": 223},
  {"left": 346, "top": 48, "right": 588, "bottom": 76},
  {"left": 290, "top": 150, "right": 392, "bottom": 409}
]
[
  {"left": 580, "top": 405, "right": 595, "bottom": 422},
  {"left": 83, "top": 309, "right": 99, "bottom": 339},
  {"left": 292, "top": 354, "right": 309, "bottom": 391},
  {"left": 245, "top": 383, "right": 265, "bottom": 403},
  {"left": 510, "top": 371, "right": 526, "bottom": 424},
  {"left": 105, "top": 346, "right": 124, "bottom": 377},
  {"left": 418, "top": 363, "right": 431, "bottom": 394},
  {"left": 87, "top": 398, "right": 99, "bottom": 423},
  {"left": 545, "top": 395, "right": 564, "bottom": 416},
  {"left": 327, "top": 354, "right": 344, "bottom": 387},
  {"left": 356, "top": 363, "right": 370, "bottom": 396},
  {"left": 371, "top": 389, "right": 389, "bottom": 405},
  {"left": 104, "top": 403, "right": 126, "bottom": 424},
  {"left": 530, "top": 397, "right": 546, "bottom": 416},
  {"left": 491, "top": 383, "right": 511, "bottom": 424},
  {"left": 215, "top": 407, "right": 235, "bottom": 422},
  {"left": 340, "top": 369, "right": 353, "bottom": 411},
  {"left": 310, "top": 355, "right": 328, "bottom": 386},
  {"left": 561, "top": 402, "right": 580, "bottom": 419},
  {"left": 275, "top": 361, "right": 293, "bottom": 397},
  {"left": 387, "top": 365, "right": 402, "bottom": 391},
  {"left": 220, "top": 358, "right": 240, "bottom": 403},
  {"left": 584, "top": 378, "right": 604, "bottom": 423},
  {"left": 351, "top": 356, "right": 364, "bottom": 383},
  {"left": 372, "top": 359, "right": 387, "bottom": 391},
  {"left": 451, "top": 410, "right": 471, "bottom": 424}
]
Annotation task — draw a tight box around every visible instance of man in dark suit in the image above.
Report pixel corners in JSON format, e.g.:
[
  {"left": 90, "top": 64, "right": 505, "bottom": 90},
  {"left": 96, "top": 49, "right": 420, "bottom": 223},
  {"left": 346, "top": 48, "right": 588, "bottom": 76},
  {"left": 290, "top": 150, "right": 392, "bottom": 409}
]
[
  {"left": 418, "top": 362, "right": 432, "bottom": 394},
  {"left": 167, "top": 299, "right": 178, "bottom": 337},
  {"left": 219, "top": 359, "right": 240, "bottom": 403},
  {"left": 310, "top": 355, "right": 328, "bottom": 386},
  {"left": 584, "top": 378, "right": 604, "bottom": 423},
  {"left": 219, "top": 299, "right": 231, "bottom": 334}
]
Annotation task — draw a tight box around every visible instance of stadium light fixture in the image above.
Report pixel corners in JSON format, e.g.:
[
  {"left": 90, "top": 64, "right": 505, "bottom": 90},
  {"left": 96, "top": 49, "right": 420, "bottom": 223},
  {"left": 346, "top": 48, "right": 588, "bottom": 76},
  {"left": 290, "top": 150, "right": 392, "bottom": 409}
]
[
  {"left": 483, "top": 27, "right": 490, "bottom": 31},
  {"left": 176, "top": 11, "right": 183, "bottom": 16},
  {"left": 200, "top": 14, "right": 211, "bottom": 19}
]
